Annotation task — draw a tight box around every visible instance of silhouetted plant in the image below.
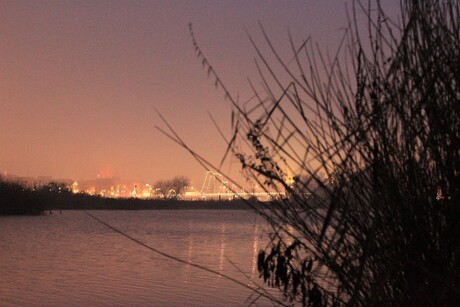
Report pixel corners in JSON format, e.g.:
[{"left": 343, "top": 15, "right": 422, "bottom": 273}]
[
  {"left": 181, "top": 0, "right": 460, "bottom": 305},
  {"left": 169, "top": 176, "right": 191, "bottom": 200},
  {"left": 154, "top": 176, "right": 190, "bottom": 200}
]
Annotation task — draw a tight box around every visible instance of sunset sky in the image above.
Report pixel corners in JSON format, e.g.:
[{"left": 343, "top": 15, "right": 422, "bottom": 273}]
[{"left": 0, "top": 0, "right": 399, "bottom": 186}]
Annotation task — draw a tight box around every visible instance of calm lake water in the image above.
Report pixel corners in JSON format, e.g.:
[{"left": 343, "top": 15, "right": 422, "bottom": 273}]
[{"left": 0, "top": 210, "right": 282, "bottom": 306}]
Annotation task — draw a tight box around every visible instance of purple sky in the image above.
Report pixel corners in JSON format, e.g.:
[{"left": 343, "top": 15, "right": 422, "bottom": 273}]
[{"left": 0, "top": 0, "right": 399, "bottom": 186}]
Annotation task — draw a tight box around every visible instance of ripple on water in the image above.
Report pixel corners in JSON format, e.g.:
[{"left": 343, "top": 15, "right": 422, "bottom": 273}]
[{"left": 0, "top": 210, "right": 280, "bottom": 306}]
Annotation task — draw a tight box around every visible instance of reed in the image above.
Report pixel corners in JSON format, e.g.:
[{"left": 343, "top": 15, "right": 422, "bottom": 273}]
[{"left": 179, "top": 0, "right": 460, "bottom": 305}]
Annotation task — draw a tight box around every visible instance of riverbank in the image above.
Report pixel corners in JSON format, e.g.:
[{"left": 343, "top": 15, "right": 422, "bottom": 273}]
[
  {"left": 1, "top": 178, "right": 265, "bottom": 214},
  {"left": 45, "top": 194, "right": 256, "bottom": 210}
]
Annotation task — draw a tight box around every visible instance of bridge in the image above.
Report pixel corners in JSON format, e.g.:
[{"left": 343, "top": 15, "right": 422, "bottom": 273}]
[{"left": 183, "top": 171, "right": 286, "bottom": 201}]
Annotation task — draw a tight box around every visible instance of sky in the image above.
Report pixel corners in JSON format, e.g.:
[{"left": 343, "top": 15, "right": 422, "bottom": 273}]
[{"left": 0, "top": 0, "right": 400, "bottom": 187}]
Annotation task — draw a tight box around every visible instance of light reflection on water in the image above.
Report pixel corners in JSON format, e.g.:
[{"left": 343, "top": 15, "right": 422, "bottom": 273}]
[
  {"left": 219, "top": 224, "right": 226, "bottom": 277},
  {"left": 250, "top": 224, "right": 260, "bottom": 286},
  {"left": 0, "top": 210, "right": 281, "bottom": 306}
]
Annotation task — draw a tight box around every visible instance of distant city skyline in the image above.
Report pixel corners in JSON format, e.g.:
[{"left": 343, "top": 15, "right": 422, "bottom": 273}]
[{"left": 0, "top": 0, "right": 400, "bottom": 184}]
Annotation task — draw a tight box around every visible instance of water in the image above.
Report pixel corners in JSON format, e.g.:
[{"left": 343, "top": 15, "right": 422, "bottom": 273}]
[{"left": 0, "top": 210, "right": 282, "bottom": 306}]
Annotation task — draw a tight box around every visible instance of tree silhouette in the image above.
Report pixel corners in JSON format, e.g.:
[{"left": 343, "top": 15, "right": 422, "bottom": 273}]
[
  {"left": 154, "top": 179, "right": 172, "bottom": 199},
  {"left": 154, "top": 176, "right": 190, "bottom": 200},
  {"left": 170, "top": 176, "right": 190, "bottom": 200}
]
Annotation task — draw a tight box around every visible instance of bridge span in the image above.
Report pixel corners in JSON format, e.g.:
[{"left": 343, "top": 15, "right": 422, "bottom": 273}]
[{"left": 184, "top": 171, "right": 286, "bottom": 201}]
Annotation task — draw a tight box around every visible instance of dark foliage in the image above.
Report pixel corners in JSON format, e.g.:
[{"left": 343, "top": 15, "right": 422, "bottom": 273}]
[
  {"left": 186, "top": 0, "right": 460, "bottom": 305},
  {"left": 0, "top": 178, "right": 45, "bottom": 215}
]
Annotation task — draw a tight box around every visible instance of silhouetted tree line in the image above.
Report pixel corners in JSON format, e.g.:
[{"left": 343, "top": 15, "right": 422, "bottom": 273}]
[
  {"left": 0, "top": 178, "right": 48, "bottom": 215},
  {"left": 185, "top": 0, "right": 460, "bottom": 305}
]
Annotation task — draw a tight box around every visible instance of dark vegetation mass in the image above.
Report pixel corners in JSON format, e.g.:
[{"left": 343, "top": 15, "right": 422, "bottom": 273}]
[
  {"left": 180, "top": 0, "right": 460, "bottom": 305},
  {"left": 0, "top": 178, "right": 45, "bottom": 215}
]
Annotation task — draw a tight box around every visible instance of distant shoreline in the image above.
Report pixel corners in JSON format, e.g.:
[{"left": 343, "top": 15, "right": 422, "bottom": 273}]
[
  {"left": 44, "top": 196, "right": 260, "bottom": 211},
  {"left": 1, "top": 178, "right": 263, "bottom": 215}
]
